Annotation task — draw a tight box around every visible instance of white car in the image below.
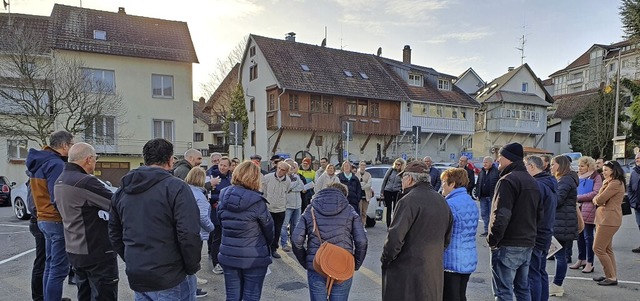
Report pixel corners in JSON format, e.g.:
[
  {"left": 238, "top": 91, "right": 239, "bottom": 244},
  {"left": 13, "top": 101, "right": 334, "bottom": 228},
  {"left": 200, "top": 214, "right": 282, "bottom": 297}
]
[
  {"left": 365, "top": 165, "right": 391, "bottom": 200},
  {"left": 11, "top": 178, "right": 117, "bottom": 220}
]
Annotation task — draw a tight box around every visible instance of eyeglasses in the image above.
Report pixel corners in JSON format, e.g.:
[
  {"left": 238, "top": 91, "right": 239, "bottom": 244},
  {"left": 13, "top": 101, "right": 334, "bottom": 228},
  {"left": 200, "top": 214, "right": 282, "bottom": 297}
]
[{"left": 95, "top": 155, "right": 100, "bottom": 161}]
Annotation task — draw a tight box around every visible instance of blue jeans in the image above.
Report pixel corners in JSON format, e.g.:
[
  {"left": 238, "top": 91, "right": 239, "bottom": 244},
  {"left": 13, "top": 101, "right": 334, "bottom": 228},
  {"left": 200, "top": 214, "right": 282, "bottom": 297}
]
[
  {"left": 134, "top": 274, "right": 196, "bottom": 301},
  {"left": 528, "top": 248, "right": 548, "bottom": 301},
  {"left": 221, "top": 264, "right": 268, "bottom": 301},
  {"left": 281, "top": 208, "right": 301, "bottom": 247},
  {"left": 479, "top": 197, "right": 492, "bottom": 233},
  {"left": 553, "top": 239, "right": 573, "bottom": 286},
  {"left": 577, "top": 224, "right": 595, "bottom": 263},
  {"left": 38, "top": 221, "right": 69, "bottom": 301},
  {"left": 491, "top": 246, "right": 533, "bottom": 301},
  {"left": 308, "top": 269, "right": 352, "bottom": 301}
]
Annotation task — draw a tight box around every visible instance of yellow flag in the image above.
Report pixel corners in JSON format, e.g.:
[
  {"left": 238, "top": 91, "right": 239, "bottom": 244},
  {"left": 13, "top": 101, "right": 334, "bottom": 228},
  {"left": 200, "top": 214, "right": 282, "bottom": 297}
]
[{"left": 605, "top": 85, "right": 613, "bottom": 94}]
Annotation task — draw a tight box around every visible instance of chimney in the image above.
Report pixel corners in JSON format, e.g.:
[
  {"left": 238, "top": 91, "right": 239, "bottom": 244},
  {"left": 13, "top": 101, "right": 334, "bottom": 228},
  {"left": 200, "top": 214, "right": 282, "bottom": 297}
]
[
  {"left": 402, "top": 45, "right": 411, "bottom": 64},
  {"left": 508, "top": 66, "right": 515, "bottom": 71},
  {"left": 285, "top": 32, "right": 296, "bottom": 42},
  {"left": 198, "top": 97, "right": 206, "bottom": 108},
  {"left": 118, "top": 7, "right": 126, "bottom": 14}
]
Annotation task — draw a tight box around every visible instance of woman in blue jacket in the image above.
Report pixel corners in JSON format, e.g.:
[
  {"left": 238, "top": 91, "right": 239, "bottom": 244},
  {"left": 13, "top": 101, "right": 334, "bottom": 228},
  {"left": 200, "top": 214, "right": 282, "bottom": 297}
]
[
  {"left": 217, "top": 161, "right": 274, "bottom": 301},
  {"left": 440, "top": 168, "right": 479, "bottom": 301}
]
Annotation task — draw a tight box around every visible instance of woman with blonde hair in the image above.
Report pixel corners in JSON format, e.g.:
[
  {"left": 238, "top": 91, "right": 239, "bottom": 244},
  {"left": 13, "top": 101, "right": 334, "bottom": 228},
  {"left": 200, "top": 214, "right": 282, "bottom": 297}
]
[
  {"left": 184, "top": 166, "right": 215, "bottom": 296},
  {"left": 217, "top": 161, "right": 274, "bottom": 300},
  {"left": 380, "top": 158, "right": 405, "bottom": 227},
  {"left": 548, "top": 155, "right": 579, "bottom": 297},
  {"left": 440, "top": 168, "right": 478, "bottom": 301},
  {"left": 315, "top": 164, "right": 340, "bottom": 191},
  {"left": 569, "top": 156, "right": 602, "bottom": 273},
  {"left": 591, "top": 160, "right": 626, "bottom": 286}
]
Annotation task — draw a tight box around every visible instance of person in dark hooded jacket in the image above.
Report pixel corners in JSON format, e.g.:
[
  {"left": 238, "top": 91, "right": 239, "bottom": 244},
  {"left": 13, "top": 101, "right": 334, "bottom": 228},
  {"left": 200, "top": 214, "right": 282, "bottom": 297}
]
[
  {"left": 172, "top": 149, "right": 203, "bottom": 180},
  {"left": 525, "top": 155, "right": 558, "bottom": 301},
  {"left": 628, "top": 153, "right": 640, "bottom": 253},
  {"left": 337, "top": 161, "right": 362, "bottom": 215},
  {"left": 217, "top": 161, "right": 274, "bottom": 300},
  {"left": 292, "top": 183, "right": 367, "bottom": 301},
  {"left": 548, "top": 155, "right": 579, "bottom": 297},
  {"left": 109, "top": 138, "right": 201, "bottom": 298}
]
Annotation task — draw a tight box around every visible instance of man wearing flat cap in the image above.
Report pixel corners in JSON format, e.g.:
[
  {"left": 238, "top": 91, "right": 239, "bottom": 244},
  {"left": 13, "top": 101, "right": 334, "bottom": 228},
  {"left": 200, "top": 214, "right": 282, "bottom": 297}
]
[
  {"left": 488, "top": 142, "right": 542, "bottom": 301},
  {"left": 381, "top": 161, "right": 453, "bottom": 301}
]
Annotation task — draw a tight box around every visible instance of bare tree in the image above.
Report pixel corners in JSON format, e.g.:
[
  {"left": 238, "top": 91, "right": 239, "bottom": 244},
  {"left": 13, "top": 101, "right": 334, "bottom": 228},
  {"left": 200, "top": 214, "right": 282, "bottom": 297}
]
[{"left": 0, "top": 22, "right": 126, "bottom": 146}]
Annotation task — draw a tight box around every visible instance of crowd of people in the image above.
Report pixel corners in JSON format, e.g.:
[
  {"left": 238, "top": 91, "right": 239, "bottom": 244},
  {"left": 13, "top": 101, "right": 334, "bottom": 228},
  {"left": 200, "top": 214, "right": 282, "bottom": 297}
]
[{"left": 22, "top": 130, "right": 637, "bottom": 301}]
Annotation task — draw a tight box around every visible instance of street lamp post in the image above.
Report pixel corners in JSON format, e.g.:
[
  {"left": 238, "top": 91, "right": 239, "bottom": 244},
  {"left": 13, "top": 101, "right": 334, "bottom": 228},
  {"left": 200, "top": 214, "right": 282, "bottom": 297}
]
[{"left": 614, "top": 48, "right": 622, "bottom": 138}]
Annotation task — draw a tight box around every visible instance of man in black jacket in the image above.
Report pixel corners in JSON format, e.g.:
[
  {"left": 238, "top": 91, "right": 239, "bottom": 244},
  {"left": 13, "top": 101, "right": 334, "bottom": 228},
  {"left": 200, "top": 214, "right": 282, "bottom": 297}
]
[
  {"left": 56, "top": 142, "right": 117, "bottom": 300},
  {"left": 458, "top": 155, "right": 476, "bottom": 196},
  {"left": 474, "top": 156, "right": 500, "bottom": 236},
  {"left": 488, "top": 143, "right": 542, "bottom": 301},
  {"left": 109, "top": 138, "right": 201, "bottom": 298}
]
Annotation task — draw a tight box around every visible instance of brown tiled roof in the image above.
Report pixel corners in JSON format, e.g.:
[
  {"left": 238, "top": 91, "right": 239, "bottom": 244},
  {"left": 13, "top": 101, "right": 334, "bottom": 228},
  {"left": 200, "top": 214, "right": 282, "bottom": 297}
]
[
  {"left": 251, "top": 34, "right": 405, "bottom": 102},
  {"left": 552, "top": 88, "right": 599, "bottom": 119},
  {"left": 0, "top": 13, "right": 51, "bottom": 54},
  {"left": 204, "top": 63, "right": 239, "bottom": 114},
  {"left": 476, "top": 63, "right": 554, "bottom": 104},
  {"left": 50, "top": 4, "right": 198, "bottom": 63},
  {"left": 549, "top": 40, "right": 635, "bottom": 77},
  {"left": 377, "top": 57, "right": 479, "bottom": 107},
  {"left": 193, "top": 101, "right": 210, "bottom": 123}
]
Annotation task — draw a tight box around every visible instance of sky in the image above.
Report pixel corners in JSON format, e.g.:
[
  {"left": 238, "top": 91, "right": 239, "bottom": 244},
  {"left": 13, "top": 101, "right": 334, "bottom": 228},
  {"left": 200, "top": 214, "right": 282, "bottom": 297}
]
[{"left": 2, "top": 0, "right": 626, "bottom": 98}]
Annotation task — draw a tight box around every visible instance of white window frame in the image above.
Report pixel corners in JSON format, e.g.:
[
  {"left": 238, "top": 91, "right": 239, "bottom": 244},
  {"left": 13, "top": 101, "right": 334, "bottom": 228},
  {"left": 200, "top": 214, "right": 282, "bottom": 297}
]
[
  {"left": 93, "top": 30, "right": 107, "bottom": 40},
  {"left": 83, "top": 68, "right": 115, "bottom": 94},
  {"left": 152, "top": 74, "right": 174, "bottom": 98},
  {"left": 7, "top": 139, "right": 28, "bottom": 159},
  {"left": 85, "top": 115, "right": 116, "bottom": 145},
  {"left": 408, "top": 74, "right": 422, "bottom": 87},
  {"left": 438, "top": 138, "right": 447, "bottom": 152},
  {"left": 438, "top": 79, "right": 450, "bottom": 90},
  {"left": 153, "top": 119, "right": 174, "bottom": 141}
]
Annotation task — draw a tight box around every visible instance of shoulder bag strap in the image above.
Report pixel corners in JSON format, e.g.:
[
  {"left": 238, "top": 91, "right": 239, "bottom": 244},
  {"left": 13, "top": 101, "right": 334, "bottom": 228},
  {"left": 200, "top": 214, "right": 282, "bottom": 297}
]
[{"left": 311, "top": 208, "right": 323, "bottom": 244}]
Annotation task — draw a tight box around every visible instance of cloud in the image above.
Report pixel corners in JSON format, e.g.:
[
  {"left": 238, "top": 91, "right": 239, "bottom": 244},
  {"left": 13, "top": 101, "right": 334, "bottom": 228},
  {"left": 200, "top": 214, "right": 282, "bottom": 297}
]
[
  {"left": 384, "top": 0, "right": 450, "bottom": 20},
  {"left": 422, "top": 30, "right": 493, "bottom": 44},
  {"left": 211, "top": 0, "right": 264, "bottom": 19}
]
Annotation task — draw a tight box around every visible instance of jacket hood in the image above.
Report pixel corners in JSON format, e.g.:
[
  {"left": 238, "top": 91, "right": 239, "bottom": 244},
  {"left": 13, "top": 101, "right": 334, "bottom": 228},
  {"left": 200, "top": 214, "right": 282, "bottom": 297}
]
[
  {"left": 189, "top": 185, "right": 207, "bottom": 198},
  {"left": 310, "top": 188, "right": 350, "bottom": 216},
  {"left": 534, "top": 172, "right": 557, "bottom": 194},
  {"left": 445, "top": 187, "right": 468, "bottom": 200},
  {"left": 173, "top": 159, "right": 192, "bottom": 170},
  {"left": 120, "top": 166, "right": 173, "bottom": 194},
  {"left": 499, "top": 161, "right": 526, "bottom": 177},
  {"left": 220, "top": 185, "right": 265, "bottom": 212},
  {"left": 26, "top": 147, "right": 61, "bottom": 174}
]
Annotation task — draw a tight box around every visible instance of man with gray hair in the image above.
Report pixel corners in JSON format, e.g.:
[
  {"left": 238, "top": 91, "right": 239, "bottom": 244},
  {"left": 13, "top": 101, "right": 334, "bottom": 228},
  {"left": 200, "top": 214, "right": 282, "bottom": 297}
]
[
  {"left": 173, "top": 149, "right": 203, "bottom": 180},
  {"left": 55, "top": 142, "right": 118, "bottom": 300},
  {"left": 423, "top": 156, "right": 441, "bottom": 191},
  {"left": 524, "top": 155, "right": 557, "bottom": 300},
  {"left": 27, "top": 130, "right": 75, "bottom": 301},
  {"left": 381, "top": 161, "right": 453, "bottom": 301},
  {"left": 474, "top": 156, "right": 500, "bottom": 236},
  {"left": 262, "top": 161, "right": 292, "bottom": 258}
]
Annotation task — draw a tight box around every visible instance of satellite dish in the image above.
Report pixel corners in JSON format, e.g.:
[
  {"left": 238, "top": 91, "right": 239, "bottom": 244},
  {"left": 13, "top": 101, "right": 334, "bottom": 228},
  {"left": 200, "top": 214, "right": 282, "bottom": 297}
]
[{"left": 377, "top": 47, "right": 382, "bottom": 56}]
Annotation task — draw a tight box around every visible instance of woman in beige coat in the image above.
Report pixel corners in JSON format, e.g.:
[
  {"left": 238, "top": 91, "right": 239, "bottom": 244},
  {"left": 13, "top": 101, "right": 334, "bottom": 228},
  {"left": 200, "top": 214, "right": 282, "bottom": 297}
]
[
  {"left": 355, "top": 161, "right": 373, "bottom": 227},
  {"left": 591, "top": 160, "right": 625, "bottom": 286}
]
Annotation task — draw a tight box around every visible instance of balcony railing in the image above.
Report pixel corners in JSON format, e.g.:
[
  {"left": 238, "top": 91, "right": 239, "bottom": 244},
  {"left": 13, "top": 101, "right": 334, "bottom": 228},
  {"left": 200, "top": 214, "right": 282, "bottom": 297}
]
[
  {"left": 267, "top": 111, "right": 399, "bottom": 135},
  {"left": 208, "top": 123, "right": 224, "bottom": 132},
  {"left": 566, "top": 77, "right": 584, "bottom": 85},
  {"left": 208, "top": 143, "right": 229, "bottom": 154}
]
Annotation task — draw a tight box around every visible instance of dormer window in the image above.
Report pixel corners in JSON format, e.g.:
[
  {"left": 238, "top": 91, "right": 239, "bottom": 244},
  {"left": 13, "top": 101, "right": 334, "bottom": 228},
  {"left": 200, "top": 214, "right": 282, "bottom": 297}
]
[
  {"left": 438, "top": 79, "right": 450, "bottom": 90},
  {"left": 408, "top": 74, "right": 422, "bottom": 86},
  {"left": 359, "top": 72, "right": 369, "bottom": 79},
  {"left": 301, "top": 64, "right": 310, "bottom": 72},
  {"left": 93, "top": 30, "right": 107, "bottom": 40},
  {"left": 344, "top": 70, "right": 353, "bottom": 77}
]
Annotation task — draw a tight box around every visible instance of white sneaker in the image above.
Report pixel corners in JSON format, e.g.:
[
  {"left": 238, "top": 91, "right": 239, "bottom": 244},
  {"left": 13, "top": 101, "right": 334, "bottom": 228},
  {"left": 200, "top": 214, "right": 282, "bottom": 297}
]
[
  {"left": 196, "top": 276, "right": 208, "bottom": 285},
  {"left": 549, "top": 283, "right": 564, "bottom": 297},
  {"left": 363, "top": 227, "right": 367, "bottom": 233},
  {"left": 212, "top": 264, "right": 224, "bottom": 274}
]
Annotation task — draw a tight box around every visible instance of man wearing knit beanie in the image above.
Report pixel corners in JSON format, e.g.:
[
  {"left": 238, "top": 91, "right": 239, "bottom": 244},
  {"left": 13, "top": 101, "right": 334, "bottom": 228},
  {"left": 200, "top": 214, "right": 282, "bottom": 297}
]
[{"left": 488, "top": 142, "right": 543, "bottom": 300}]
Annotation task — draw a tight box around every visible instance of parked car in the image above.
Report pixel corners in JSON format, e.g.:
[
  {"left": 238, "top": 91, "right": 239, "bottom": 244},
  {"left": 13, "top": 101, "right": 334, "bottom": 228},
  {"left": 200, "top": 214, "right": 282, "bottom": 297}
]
[
  {"left": 0, "top": 176, "right": 14, "bottom": 207},
  {"left": 11, "top": 177, "right": 117, "bottom": 220},
  {"left": 11, "top": 181, "right": 30, "bottom": 220},
  {"left": 365, "top": 165, "right": 391, "bottom": 199}
]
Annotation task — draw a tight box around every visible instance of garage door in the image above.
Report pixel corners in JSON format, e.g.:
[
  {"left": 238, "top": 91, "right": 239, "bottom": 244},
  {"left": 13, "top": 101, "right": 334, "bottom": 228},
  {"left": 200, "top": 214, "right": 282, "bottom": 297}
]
[{"left": 94, "top": 162, "right": 130, "bottom": 187}]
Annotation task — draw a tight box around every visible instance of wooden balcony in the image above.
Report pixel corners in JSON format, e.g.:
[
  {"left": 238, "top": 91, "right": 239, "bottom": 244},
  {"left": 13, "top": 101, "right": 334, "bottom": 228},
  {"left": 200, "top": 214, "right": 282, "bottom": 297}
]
[
  {"left": 267, "top": 111, "right": 399, "bottom": 136},
  {"left": 208, "top": 143, "right": 229, "bottom": 154}
]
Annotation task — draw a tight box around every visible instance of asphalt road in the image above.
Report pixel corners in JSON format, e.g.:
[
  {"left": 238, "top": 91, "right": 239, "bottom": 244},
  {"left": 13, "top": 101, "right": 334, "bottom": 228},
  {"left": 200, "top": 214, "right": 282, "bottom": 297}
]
[{"left": 1, "top": 205, "right": 640, "bottom": 301}]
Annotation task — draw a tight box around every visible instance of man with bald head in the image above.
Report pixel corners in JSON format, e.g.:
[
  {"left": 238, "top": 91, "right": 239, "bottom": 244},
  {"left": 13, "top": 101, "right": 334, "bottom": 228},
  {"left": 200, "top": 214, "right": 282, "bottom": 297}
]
[
  {"left": 55, "top": 142, "right": 118, "bottom": 300},
  {"left": 423, "top": 156, "right": 441, "bottom": 191},
  {"left": 262, "top": 161, "right": 292, "bottom": 258},
  {"left": 173, "top": 148, "right": 203, "bottom": 180}
]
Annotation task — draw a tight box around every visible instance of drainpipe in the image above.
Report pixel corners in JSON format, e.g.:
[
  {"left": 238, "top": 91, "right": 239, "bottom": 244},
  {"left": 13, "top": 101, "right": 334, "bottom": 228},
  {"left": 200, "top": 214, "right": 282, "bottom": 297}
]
[
  {"left": 267, "top": 87, "right": 286, "bottom": 155},
  {"left": 245, "top": 89, "right": 256, "bottom": 157}
]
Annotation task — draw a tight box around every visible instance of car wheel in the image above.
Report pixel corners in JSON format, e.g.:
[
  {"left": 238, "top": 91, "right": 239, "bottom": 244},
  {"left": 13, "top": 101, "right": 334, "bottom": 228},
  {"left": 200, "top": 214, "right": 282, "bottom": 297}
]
[{"left": 13, "top": 197, "right": 30, "bottom": 220}]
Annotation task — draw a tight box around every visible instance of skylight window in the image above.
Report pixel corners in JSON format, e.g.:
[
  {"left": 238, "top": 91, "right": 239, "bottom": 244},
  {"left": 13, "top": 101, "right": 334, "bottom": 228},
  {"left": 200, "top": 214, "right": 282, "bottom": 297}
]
[
  {"left": 359, "top": 72, "right": 369, "bottom": 79},
  {"left": 344, "top": 70, "right": 353, "bottom": 77},
  {"left": 301, "top": 64, "right": 310, "bottom": 72},
  {"left": 93, "top": 30, "right": 107, "bottom": 40}
]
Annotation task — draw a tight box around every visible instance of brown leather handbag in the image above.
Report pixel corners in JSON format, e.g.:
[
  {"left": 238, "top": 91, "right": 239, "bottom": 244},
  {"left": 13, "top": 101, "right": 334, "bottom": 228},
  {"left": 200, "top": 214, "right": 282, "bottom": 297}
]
[{"left": 311, "top": 208, "right": 355, "bottom": 299}]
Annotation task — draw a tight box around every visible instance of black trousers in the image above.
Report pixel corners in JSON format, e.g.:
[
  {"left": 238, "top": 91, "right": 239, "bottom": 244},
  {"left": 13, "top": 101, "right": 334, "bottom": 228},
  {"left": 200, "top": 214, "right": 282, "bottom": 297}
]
[
  {"left": 443, "top": 271, "right": 470, "bottom": 301},
  {"left": 383, "top": 190, "right": 399, "bottom": 227},
  {"left": 29, "top": 221, "right": 45, "bottom": 301},
  {"left": 270, "top": 211, "right": 285, "bottom": 252},
  {"left": 208, "top": 226, "right": 222, "bottom": 265},
  {"left": 75, "top": 257, "right": 119, "bottom": 301}
]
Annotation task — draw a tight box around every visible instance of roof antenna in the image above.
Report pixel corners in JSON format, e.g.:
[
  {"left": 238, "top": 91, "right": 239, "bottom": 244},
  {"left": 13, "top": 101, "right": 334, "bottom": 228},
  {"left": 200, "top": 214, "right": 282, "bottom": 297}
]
[{"left": 515, "top": 33, "right": 526, "bottom": 66}]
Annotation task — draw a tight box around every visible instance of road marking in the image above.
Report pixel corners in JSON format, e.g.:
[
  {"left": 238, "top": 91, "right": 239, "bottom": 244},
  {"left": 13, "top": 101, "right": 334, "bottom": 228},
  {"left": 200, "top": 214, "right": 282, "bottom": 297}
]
[
  {"left": 551, "top": 275, "right": 640, "bottom": 285},
  {"left": 0, "top": 248, "right": 35, "bottom": 265},
  {"left": 358, "top": 266, "right": 382, "bottom": 285},
  {"left": 0, "top": 231, "right": 29, "bottom": 235},
  {"left": 0, "top": 223, "right": 29, "bottom": 228}
]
